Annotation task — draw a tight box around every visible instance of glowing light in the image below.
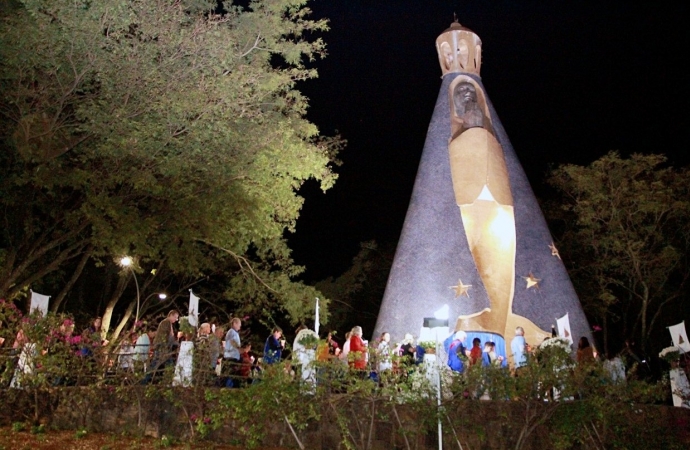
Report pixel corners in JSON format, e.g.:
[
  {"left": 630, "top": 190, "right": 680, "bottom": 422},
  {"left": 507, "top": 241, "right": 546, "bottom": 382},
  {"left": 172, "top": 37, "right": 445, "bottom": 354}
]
[
  {"left": 434, "top": 304, "right": 450, "bottom": 320},
  {"left": 119, "top": 256, "right": 133, "bottom": 267},
  {"left": 158, "top": 293, "right": 167, "bottom": 300}
]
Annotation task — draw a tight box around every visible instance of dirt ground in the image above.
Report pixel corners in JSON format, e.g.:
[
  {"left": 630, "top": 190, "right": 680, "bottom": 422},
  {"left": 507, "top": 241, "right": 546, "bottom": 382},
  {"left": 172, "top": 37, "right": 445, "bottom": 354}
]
[{"left": 0, "top": 427, "right": 290, "bottom": 450}]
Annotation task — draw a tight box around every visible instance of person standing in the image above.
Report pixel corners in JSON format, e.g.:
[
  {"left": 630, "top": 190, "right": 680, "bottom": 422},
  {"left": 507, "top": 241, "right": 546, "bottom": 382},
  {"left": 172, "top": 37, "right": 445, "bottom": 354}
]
[
  {"left": 223, "top": 317, "right": 245, "bottom": 387},
  {"left": 511, "top": 326, "right": 528, "bottom": 373},
  {"left": 376, "top": 332, "right": 393, "bottom": 373},
  {"left": 443, "top": 330, "right": 468, "bottom": 373},
  {"left": 211, "top": 326, "right": 224, "bottom": 370},
  {"left": 339, "top": 331, "right": 352, "bottom": 365},
  {"left": 348, "top": 326, "right": 367, "bottom": 370},
  {"left": 326, "top": 331, "right": 340, "bottom": 356},
  {"left": 134, "top": 325, "right": 156, "bottom": 370},
  {"left": 469, "top": 337, "right": 482, "bottom": 366},
  {"left": 576, "top": 336, "right": 595, "bottom": 365},
  {"left": 153, "top": 310, "right": 180, "bottom": 366},
  {"left": 482, "top": 341, "right": 493, "bottom": 367},
  {"left": 399, "top": 333, "right": 417, "bottom": 368},
  {"left": 194, "top": 323, "right": 216, "bottom": 386},
  {"left": 80, "top": 316, "right": 104, "bottom": 357},
  {"left": 144, "top": 310, "right": 179, "bottom": 383},
  {"left": 263, "top": 327, "right": 285, "bottom": 365},
  {"left": 117, "top": 331, "right": 137, "bottom": 371}
]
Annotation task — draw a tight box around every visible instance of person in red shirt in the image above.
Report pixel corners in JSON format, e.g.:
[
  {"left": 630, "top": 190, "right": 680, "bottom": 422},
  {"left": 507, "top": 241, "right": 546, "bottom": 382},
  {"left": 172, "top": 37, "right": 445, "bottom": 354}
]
[
  {"left": 348, "top": 326, "right": 368, "bottom": 370},
  {"left": 238, "top": 343, "right": 254, "bottom": 386},
  {"left": 469, "top": 337, "right": 482, "bottom": 366}
]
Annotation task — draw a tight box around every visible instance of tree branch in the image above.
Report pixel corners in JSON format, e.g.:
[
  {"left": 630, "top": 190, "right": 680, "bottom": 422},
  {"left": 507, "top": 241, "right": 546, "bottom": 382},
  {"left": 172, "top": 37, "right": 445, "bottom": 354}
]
[{"left": 195, "top": 239, "right": 278, "bottom": 293}]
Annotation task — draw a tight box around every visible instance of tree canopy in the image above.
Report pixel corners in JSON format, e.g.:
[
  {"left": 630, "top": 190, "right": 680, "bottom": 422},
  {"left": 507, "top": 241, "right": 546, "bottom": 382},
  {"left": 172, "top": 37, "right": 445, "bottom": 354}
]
[
  {"left": 546, "top": 152, "right": 690, "bottom": 354},
  {"left": 0, "top": 0, "right": 340, "bottom": 332}
]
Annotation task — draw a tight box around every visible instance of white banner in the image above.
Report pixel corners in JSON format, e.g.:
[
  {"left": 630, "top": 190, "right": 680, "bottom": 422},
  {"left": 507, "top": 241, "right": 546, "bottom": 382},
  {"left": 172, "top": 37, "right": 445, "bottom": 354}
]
[
  {"left": 315, "top": 297, "right": 320, "bottom": 336},
  {"left": 669, "top": 368, "right": 690, "bottom": 408},
  {"left": 188, "top": 289, "right": 199, "bottom": 327},
  {"left": 172, "top": 340, "right": 194, "bottom": 387},
  {"left": 556, "top": 313, "right": 573, "bottom": 346},
  {"left": 669, "top": 321, "right": 690, "bottom": 353},
  {"left": 29, "top": 290, "right": 50, "bottom": 317}
]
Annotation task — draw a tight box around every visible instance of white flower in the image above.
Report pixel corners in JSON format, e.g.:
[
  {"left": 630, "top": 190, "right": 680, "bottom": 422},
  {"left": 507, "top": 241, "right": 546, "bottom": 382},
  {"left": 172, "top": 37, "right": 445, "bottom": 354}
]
[{"left": 539, "top": 337, "right": 572, "bottom": 351}]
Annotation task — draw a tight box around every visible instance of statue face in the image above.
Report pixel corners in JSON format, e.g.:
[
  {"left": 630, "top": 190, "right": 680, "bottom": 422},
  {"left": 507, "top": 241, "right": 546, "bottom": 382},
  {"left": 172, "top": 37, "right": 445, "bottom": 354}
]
[{"left": 453, "top": 82, "right": 478, "bottom": 111}]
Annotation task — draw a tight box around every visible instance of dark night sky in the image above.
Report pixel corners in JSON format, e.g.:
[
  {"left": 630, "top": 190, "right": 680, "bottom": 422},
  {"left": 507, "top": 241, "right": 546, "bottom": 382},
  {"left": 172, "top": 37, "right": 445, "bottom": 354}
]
[{"left": 288, "top": 0, "right": 689, "bottom": 282}]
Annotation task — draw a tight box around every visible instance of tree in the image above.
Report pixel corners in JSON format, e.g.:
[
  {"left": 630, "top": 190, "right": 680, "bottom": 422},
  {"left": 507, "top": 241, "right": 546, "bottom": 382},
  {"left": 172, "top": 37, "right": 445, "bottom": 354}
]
[
  {"left": 315, "top": 241, "right": 394, "bottom": 335},
  {"left": 0, "top": 0, "right": 340, "bottom": 330},
  {"left": 546, "top": 152, "right": 690, "bottom": 354}
]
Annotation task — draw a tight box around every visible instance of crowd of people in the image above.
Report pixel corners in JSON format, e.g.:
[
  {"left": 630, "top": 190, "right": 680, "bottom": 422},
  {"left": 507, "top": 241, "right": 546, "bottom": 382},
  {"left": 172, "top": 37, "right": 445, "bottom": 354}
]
[{"left": 0, "top": 303, "right": 665, "bottom": 392}]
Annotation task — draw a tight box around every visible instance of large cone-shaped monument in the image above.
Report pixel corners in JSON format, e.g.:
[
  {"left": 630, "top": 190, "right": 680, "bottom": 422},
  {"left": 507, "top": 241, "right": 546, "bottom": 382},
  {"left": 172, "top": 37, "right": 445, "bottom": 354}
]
[{"left": 374, "top": 21, "right": 591, "bottom": 362}]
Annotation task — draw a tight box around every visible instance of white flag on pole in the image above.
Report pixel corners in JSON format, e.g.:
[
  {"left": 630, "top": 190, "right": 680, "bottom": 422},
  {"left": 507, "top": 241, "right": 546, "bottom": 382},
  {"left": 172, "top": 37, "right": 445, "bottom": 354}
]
[
  {"left": 314, "top": 297, "right": 320, "bottom": 336},
  {"left": 668, "top": 321, "right": 690, "bottom": 353},
  {"left": 29, "top": 290, "right": 50, "bottom": 317},
  {"left": 556, "top": 313, "right": 573, "bottom": 345},
  {"left": 188, "top": 289, "right": 199, "bottom": 327}
]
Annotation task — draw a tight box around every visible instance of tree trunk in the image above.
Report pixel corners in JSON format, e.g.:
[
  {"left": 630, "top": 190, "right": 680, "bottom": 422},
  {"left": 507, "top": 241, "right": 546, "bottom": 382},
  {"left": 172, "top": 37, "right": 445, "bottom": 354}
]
[
  {"left": 110, "top": 300, "right": 135, "bottom": 343},
  {"left": 51, "top": 246, "right": 93, "bottom": 312},
  {"left": 101, "top": 274, "right": 129, "bottom": 338}
]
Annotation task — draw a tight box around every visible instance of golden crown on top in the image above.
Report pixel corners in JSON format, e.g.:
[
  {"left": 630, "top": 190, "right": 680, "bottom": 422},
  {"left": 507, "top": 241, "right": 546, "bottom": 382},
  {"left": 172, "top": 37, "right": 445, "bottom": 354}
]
[{"left": 436, "top": 21, "right": 482, "bottom": 76}]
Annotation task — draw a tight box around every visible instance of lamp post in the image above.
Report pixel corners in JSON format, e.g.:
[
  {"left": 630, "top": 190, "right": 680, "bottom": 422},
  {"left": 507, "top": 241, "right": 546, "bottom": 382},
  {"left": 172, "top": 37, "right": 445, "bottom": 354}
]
[
  {"left": 119, "top": 256, "right": 141, "bottom": 328},
  {"left": 423, "top": 304, "right": 450, "bottom": 450}
]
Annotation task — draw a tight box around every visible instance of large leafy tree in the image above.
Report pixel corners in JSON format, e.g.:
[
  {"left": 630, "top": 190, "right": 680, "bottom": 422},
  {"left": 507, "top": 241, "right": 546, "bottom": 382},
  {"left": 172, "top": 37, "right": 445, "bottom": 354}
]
[
  {"left": 0, "top": 0, "right": 339, "bottom": 331},
  {"left": 546, "top": 152, "right": 690, "bottom": 354}
]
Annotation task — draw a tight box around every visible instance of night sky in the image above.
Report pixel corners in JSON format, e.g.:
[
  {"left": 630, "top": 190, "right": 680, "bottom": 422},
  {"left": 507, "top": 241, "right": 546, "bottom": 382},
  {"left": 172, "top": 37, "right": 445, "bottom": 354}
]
[{"left": 288, "top": 0, "right": 689, "bottom": 283}]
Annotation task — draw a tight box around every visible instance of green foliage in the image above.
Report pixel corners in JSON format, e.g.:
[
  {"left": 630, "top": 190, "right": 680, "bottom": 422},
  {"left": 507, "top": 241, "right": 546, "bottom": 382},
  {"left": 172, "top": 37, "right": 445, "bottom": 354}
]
[
  {"left": 156, "top": 435, "right": 174, "bottom": 448},
  {"left": 315, "top": 240, "right": 394, "bottom": 332},
  {"left": 0, "top": 340, "right": 686, "bottom": 449},
  {"left": 546, "top": 152, "right": 690, "bottom": 353},
  {"left": 178, "top": 317, "right": 195, "bottom": 336},
  {"left": 296, "top": 332, "right": 319, "bottom": 349},
  {"left": 417, "top": 341, "right": 437, "bottom": 352},
  {"left": 74, "top": 428, "right": 87, "bottom": 439},
  {"left": 0, "top": 309, "right": 681, "bottom": 449},
  {"left": 0, "top": 0, "right": 341, "bottom": 326},
  {"left": 207, "top": 365, "right": 321, "bottom": 448}
]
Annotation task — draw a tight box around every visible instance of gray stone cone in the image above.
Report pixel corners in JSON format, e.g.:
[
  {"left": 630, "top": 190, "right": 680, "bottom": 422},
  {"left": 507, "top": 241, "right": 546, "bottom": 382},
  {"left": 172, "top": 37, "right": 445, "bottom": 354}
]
[{"left": 373, "top": 73, "right": 592, "bottom": 347}]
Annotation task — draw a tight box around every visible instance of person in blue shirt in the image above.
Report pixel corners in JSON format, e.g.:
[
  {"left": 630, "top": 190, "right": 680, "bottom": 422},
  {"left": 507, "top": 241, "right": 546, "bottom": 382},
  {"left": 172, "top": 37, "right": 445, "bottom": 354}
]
[
  {"left": 263, "top": 327, "right": 285, "bottom": 365},
  {"left": 510, "top": 326, "right": 528, "bottom": 372},
  {"left": 443, "top": 330, "right": 468, "bottom": 373}
]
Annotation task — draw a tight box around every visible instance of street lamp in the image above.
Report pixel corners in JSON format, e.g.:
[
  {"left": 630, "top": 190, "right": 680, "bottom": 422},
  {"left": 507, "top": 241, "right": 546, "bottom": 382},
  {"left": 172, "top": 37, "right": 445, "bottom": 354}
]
[
  {"left": 119, "top": 256, "right": 141, "bottom": 328},
  {"left": 423, "top": 304, "right": 450, "bottom": 450}
]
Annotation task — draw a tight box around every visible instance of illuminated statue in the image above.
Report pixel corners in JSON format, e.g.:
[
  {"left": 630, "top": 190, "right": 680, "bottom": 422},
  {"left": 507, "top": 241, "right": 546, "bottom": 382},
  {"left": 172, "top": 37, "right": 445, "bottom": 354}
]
[
  {"left": 373, "top": 21, "right": 591, "bottom": 361},
  {"left": 452, "top": 82, "right": 489, "bottom": 135},
  {"left": 448, "top": 77, "right": 547, "bottom": 343}
]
